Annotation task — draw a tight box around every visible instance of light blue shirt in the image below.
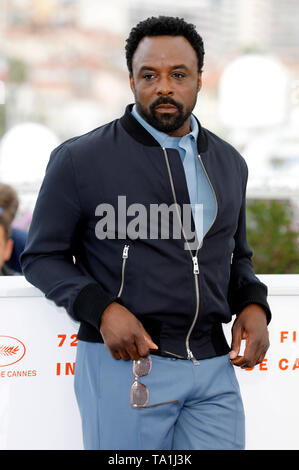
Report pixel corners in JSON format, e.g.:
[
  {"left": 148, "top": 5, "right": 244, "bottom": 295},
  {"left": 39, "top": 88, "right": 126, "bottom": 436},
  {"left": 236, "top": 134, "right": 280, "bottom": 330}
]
[{"left": 131, "top": 105, "right": 216, "bottom": 241}]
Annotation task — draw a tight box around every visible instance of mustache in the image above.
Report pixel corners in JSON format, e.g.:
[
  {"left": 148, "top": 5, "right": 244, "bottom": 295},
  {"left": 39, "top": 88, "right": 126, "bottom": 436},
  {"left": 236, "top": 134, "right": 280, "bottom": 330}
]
[{"left": 150, "top": 97, "right": 183, "bottom": 113}]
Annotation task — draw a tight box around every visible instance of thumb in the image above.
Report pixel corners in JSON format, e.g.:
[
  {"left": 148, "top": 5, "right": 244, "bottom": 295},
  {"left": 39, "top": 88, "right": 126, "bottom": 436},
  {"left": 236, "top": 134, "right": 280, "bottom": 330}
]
[
  {"left": 139, "top": 322, "right": 158, "bottom": 350},
  {"left": 230, "top": 324, "right": 242, "bottom": 360}
]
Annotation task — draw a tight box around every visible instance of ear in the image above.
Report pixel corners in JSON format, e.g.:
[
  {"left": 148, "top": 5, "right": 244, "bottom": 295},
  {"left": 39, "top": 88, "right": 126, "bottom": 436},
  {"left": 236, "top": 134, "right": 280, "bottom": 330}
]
[
  {"left": 4, "top": 238, "right": 13, "bottom": 262},
  {"left": 197, "top": 72, "right": 202, "bottom": 92},
  {"left": 129, "top": 73, "right": 135, "bottom": 94}
]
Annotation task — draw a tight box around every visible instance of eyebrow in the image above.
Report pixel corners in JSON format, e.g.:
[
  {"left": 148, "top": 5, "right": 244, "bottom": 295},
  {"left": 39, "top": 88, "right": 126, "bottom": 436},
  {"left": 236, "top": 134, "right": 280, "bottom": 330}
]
[{"left": 138, "top": 64, "right": 189, "bottom": 73}]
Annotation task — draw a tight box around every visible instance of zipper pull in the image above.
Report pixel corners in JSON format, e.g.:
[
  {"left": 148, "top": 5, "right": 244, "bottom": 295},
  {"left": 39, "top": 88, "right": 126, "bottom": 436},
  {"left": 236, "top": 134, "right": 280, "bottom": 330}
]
[
  {"left": 192, "top": 256, "right": 199, "bottom": 275},
  {"left": 122, "top": 245, "right": 130, "bottom": 258},
  {"left": 187, "top": 349, "right": 200, "bottom": 366}
]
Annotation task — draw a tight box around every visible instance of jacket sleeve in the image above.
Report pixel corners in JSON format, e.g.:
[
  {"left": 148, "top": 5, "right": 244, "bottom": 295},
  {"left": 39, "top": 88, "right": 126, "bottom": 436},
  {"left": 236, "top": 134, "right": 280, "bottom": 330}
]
[
  {"left": 227, "top": 159, "right": 272, "bottom": 324},
  {"left": 20, "top": 144, "right": 116, "bottom": 330}
]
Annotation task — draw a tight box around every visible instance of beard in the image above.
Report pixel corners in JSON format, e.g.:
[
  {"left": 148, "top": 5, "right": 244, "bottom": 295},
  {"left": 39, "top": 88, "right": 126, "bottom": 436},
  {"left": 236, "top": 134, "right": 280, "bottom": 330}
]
[{"left": 135, "top": 96, "right": 195, "bottom": 134}]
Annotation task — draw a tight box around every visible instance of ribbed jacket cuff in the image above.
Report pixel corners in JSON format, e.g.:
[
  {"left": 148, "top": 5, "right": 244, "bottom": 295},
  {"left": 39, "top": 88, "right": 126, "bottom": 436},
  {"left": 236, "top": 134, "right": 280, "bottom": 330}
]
[
  {"left": 73, "top": 283, "right": 116, "bottom": 331},
  {"left": 230, "top": 282, "right": 272, "bottom": 325}
]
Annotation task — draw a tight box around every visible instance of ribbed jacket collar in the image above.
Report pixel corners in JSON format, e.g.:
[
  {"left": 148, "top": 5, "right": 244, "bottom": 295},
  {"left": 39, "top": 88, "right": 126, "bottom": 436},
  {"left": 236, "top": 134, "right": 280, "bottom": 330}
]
[{"left": 119, "top": 103, "right": 208, "bottom": 153}]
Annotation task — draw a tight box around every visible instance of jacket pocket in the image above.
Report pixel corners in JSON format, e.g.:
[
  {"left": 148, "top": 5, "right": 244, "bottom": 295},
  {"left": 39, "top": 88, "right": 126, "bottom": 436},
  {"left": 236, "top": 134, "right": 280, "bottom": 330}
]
[{"left": 116, "top": 244, "right": 130, "bottom": 298}]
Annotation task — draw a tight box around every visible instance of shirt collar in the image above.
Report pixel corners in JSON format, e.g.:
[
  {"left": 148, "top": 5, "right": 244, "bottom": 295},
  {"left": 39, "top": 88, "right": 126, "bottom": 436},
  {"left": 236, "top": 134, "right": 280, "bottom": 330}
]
[{"left": 131, "top": 104, "right": 198, "bottom": 148}]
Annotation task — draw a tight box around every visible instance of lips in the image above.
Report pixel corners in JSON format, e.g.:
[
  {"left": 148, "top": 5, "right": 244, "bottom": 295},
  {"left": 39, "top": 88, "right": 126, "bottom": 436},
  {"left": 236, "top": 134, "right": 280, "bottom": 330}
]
[{"left": 155, "top": 104, "right": 178, "bottom": 112}]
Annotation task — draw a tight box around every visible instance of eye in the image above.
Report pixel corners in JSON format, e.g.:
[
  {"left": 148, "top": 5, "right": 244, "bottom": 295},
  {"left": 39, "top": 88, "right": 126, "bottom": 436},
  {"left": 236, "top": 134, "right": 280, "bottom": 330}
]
[
  {"left": 143, "top": 74, "right": 156, "bottom": 81},
  {"left": 173, "top": 72, "right": 186, "bottom": 79}
]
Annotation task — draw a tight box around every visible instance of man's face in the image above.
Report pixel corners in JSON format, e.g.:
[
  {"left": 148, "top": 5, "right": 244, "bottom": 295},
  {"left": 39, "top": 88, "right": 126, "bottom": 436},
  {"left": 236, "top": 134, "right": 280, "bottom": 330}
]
[
  {"left": 129, "top": 35, "right": 202, "bottom": 136},
  {"left": 0, "top": 225, "right": 13, "bottom": 271}
]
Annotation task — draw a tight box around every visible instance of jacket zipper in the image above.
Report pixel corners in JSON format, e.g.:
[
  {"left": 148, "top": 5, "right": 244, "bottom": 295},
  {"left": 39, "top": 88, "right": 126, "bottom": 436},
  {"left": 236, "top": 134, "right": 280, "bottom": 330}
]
[
  {"left": 116, "top": 244, "right": 130, "bottom": 298},
  {"left": 162, "top": 148, "right": 218, "bottom": 365}
]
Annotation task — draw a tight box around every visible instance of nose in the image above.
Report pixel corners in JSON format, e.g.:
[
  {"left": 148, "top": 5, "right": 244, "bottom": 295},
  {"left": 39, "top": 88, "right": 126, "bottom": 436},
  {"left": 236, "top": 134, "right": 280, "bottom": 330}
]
[{"left": 157, "top": 75, "right": 173, "bottom": 96}]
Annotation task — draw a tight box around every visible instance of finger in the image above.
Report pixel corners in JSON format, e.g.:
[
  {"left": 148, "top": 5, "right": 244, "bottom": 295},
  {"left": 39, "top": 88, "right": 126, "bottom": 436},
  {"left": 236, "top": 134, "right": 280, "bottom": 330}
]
[
  {"left": 256, "top": 348, "right": 267, "bottom": 365},
  {"left": 134, "top": 333, "right": 151, "bottom": 358},
  {"left": 124, "top": 341, "right": 142, "bottom": 361},
  {"left": 118, "top": 332, "right": 143, "bottom": 361},
  {"left": 234, "top": 339, "right": 261, "bottom": 368},
  {"left": 139, "top": 323, "right": 158, "bottom": 350},
  {"left": 255, "top": 334, "right": 269, "bottom": 365},
  {"left": 108, "top": 347, "right": 121, "bottom": 360},
  {"left": 119, "top": 348, "right": 131, "bottom": 361},
  {"left": 230, "top": 324, "right": 242, "bottom": 360},
  {"left": 145, "top": 336, "right": 158, "bottom": 349},
  {"left": 230, "top": 355, "right": 247, "bottom": 368}
]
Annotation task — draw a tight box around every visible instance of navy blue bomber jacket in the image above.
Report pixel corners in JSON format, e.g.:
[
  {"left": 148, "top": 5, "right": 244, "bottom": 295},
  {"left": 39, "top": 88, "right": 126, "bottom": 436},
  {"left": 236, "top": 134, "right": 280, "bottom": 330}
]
[{"left": 21, "top": 104, "right": 271, "bottom": 361}]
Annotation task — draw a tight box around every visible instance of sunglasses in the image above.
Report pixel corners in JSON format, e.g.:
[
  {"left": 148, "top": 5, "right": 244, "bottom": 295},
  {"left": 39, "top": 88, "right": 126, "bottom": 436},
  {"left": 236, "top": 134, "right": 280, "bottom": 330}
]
[{"left": 130, "top": 355, "right": 179, "bottom": 409}]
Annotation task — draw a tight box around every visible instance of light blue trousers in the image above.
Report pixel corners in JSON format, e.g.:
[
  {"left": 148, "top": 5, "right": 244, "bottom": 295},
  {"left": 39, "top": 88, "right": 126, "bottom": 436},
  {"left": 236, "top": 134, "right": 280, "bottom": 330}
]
[{"left": 74, "top": 340, "right": 245, "bottom": 450}]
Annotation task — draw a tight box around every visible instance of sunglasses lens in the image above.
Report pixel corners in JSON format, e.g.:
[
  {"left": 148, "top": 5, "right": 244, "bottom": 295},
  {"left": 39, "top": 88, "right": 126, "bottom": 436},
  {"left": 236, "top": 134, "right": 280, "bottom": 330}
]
[
  {"left": 133, "top": 356, "right": 152, "bottom": 377},
  {"left": 130, "top": 381, "right": 149, "bottom": 407}
]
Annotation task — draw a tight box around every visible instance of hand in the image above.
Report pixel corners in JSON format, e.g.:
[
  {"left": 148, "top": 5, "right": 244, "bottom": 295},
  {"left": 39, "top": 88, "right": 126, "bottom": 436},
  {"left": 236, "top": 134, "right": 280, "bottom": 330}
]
[
  {"left": 230, "top": 304, "right": 269, "bottom": 369},
  {"left": 99, "top": 301, "right": 158, "bottom": 361}
]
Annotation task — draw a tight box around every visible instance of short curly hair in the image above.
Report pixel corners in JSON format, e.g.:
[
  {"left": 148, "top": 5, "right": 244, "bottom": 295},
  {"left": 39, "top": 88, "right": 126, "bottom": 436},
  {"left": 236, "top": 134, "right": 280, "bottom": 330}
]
[{"left": 125, "top": 16, "right": 205, "bottom": 75}]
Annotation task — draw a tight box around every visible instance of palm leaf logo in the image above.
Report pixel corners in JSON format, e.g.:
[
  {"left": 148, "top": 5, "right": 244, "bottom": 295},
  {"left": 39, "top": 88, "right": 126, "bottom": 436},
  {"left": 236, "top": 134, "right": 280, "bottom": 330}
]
[
  {"left": 0, "top": 336, "right": 26, "bottom": 367},
  {"left": 0, "top": 345, "right": 20, "bottom": 356}
]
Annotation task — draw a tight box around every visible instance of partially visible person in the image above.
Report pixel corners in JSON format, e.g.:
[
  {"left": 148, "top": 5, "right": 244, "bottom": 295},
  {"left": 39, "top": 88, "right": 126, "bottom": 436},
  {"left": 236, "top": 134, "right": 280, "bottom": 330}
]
[
  {"left": 0, "top": 183, "right": 27, "bottom": 273},
  {"left": 0, "top": 208, "right": 16, "bottom": 276}
]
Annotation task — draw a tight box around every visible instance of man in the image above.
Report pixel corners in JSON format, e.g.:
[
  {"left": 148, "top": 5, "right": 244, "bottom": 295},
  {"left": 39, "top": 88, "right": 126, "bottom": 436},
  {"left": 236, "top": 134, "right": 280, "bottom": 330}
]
[{"left": 21, "top": 16, "right": 271, "bottom": 450}]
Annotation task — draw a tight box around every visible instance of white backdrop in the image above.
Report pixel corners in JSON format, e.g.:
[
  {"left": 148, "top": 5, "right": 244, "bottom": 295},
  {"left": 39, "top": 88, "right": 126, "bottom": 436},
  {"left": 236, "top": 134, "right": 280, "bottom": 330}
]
[{"left": 0, "top": 275, "right": 298, "bottom": 450}]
